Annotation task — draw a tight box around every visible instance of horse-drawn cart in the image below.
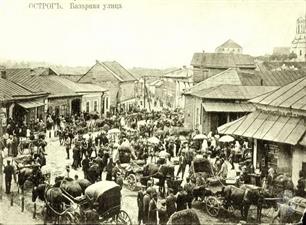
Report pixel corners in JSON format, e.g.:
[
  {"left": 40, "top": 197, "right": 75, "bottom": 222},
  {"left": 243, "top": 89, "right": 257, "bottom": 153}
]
[
  {"left": 81, "top": 181, "right": 132, "bottom": 225},
  {"left": 43, "top": 181, "right": 132, "bottom": 225}
]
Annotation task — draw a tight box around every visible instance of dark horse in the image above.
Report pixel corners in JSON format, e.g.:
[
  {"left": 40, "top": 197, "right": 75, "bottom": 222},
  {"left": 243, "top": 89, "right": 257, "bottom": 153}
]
[
  {"left": 222, "top": 184, "right": 276, "bottom": 222},
  {"left": 17, "top": 167, "right": 45, "bottom": 193}
]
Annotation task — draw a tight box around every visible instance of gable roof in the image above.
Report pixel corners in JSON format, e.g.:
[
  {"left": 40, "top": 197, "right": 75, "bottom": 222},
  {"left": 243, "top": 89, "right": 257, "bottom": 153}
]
[
  {"left": 48, "top": 76, "right": 107, "bottom": 93},
  {"left": 79, "top": 61, "right": 137, "bottom": 83},
  {"left": 191, "top": 52, "right": 255, "bottom": 68},
  {"left": 191, "top": 84, "right": 278, "bottom": 100},
  {"left": 216, "top": 39, "right": 242, "bottom": 49},
  {"left": 101, "top": 61, "right": 137, "bottom": 81},
  {"left": 190, "top": 68, "right": 262, "bottom": 93},
  {"left": 250, "top": 76, "right": 306, "bottom": 111},
  {"left": 5, "top": 68, "right": 79, "bottom": 98}
]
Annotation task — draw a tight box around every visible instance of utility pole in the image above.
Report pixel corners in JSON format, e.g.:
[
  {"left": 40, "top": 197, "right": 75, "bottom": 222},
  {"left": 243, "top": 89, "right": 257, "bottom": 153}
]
[{"left": 143, "top": 77, "right": 146, "bottom": 110}]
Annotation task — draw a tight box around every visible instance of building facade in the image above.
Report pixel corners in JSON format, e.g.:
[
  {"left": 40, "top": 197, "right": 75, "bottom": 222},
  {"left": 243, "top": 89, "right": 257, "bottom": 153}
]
[
  {"left": 183, "top": 68, "right": 278, "bottom": 134},
  {"left": 218, "top": 77, "right": 306, "bottom": 185},
  {"left": 291, "top": 17, "right": 306, "bottom": 61},
  {"left": 78, "top": 61, "right": 137, "bottom": 114}
]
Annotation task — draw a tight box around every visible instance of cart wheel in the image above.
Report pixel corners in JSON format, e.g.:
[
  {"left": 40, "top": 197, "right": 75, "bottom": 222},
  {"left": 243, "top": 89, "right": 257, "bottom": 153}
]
[
  {"left": 206, "top": 196, "right": 220, "bottom": 217},
  {"left": 115, "top": 210, "right": 132, "bottom": 225},
  {"left": 127, "top": 174, "right": 137, "bottom": 191}
]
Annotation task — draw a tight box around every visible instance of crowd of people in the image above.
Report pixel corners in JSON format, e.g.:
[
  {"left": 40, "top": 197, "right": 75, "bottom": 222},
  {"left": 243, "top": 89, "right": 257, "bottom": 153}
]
[{"left": 2, "top": 108, "right": 306, "bottom": 224}]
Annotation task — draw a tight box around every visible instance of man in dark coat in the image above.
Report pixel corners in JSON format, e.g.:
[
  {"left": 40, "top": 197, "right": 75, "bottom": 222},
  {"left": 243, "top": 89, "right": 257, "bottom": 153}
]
[
  {"left": 176, "top": 186, "right": 187, "bottom": 211},
  {"left": 137, "top": 186, "right": 145, "bottom": 225},
  {"left": 4, "top": 160, "right": 16, "bottom": 194},
  {"left": 184, "top": 177, "right": 194, "bottom": 209},
  {"left": 82, "top": 155, "right": 90, "bottom": 179},
  {"left": 72, "top": 145, "right": 80, "bottom": 170},
  {"left": 158, "top": 199, "right": 168, "bottom": 225},
  {"left": 166, "top": 188, "right": 176, "bottom": 217},
  {"left": 11, "top": 135, "right": 18, "bottom": 157},
  {"left": 143, "top": 190, "right": 151, "bottom": 225},
  {"left": 148, "top": 192, "right": 158, "bottom": 225}
]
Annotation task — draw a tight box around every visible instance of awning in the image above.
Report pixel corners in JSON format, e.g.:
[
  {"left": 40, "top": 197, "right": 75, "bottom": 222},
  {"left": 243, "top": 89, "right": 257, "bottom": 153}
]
[
  {"left": 18, "top": 99, "right": 45, "bottom": 109},
  {"left": 202, "top": 102, "right": 255, "bottom": 113},
  {"left": 218, "top": 110, "right": 306, "bottom": 145}
]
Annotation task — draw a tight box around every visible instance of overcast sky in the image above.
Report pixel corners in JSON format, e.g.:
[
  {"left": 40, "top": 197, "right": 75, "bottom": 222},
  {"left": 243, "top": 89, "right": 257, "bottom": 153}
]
[{"left": 0, "top": 0, "right": 305, "bottom": 68}]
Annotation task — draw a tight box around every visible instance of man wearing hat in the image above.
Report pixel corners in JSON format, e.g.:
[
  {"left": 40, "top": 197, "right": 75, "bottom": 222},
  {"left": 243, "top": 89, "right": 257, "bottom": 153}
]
[{"left": 4, "top": 160, "right": 16, "bottom": 194}]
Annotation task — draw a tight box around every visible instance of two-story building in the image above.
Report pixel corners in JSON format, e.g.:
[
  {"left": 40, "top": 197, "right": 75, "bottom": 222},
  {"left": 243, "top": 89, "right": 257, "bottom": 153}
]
[
  {"left": 78, "top": 61, "right": 137, "bottom": 113},
  {"left": 183, "top": 68, "right": 277, "bottom": 133},
  {"left": 162, "top": 66, "right": 193, "bottom": 109},
  {"left": 191, "top": 52, "right": 256, "bottom": 83}
]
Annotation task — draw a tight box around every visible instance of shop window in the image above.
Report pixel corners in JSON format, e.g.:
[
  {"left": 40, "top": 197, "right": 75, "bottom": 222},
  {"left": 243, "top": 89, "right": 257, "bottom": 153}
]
[
  {"left": 86, "top": 102, "right": 90, "bottom": 113},
  {"left": 94, "top": 101, "right": 98, "bottom": 112}
]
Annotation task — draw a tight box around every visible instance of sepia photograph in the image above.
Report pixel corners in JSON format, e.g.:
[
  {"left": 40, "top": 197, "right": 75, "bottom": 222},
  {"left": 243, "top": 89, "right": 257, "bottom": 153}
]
[{"left": 0, "top": 0, "right": 306, "bottom": 224}]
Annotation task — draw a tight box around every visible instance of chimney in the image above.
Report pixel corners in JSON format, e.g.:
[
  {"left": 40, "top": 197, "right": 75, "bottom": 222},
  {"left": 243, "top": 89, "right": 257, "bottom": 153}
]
[
  {"left": 1, "top": 70, "right": 6, "bottom": 79},
  {"left": 30, "top": 69, "right": 36, "bottom": 77}
]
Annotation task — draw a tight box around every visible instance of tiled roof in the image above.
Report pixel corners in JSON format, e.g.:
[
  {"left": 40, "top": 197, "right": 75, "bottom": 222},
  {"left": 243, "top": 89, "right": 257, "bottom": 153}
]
[
  {"left": 100, "top": 61, "right": 137, "bottom": 81},
  {"left": 250, "top": 76, "right": 306, "bottom": 111},
  {"left": 256, "top": 69, "right": 306, "bottom": 86},
  {"left": 190, "top": 68, "right": 262, "bottom": 93},
  {"left": 216, "top": 39, "right": 242, "bottom": 49},
  {"left": 5, "top": 68, "right": 79, "bottom": 98},
  {"left": 0, "top": 77, "right": 34, "bottom": 100},
  {"left": 48, "top": 76, "right": 107, "bottom": 93},
  {"left": 191, "top": 85, "right": 278, "bottom": 100},
  {"left": 218, "top": 110, "right": 306, "bottom": 145},
  {"left": 191, "top": 53, "right": 255, "bottom": 68}
]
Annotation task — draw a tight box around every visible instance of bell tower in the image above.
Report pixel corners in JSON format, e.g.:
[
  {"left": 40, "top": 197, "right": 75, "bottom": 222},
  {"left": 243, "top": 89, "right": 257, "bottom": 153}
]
[{"left": 291, "top": 1, "right": 306, "bottom": 61}]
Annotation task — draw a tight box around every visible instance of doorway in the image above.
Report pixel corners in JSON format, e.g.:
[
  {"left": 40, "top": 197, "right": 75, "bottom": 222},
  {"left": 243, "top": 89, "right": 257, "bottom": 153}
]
[{"left": 71, "top": 98, "right": 81, "bottom": 115}]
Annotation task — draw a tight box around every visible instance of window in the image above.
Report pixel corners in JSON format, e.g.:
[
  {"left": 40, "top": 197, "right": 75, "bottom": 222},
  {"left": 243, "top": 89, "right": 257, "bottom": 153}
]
[
  {"left": 86, "top": 102, "right": 90, "bottom": 113},
  {"left": 300, "top": 50, "right": 303, "bottom": 56},
  {"left": 94, "top": 101, "right": 98, "bottom": 112}
]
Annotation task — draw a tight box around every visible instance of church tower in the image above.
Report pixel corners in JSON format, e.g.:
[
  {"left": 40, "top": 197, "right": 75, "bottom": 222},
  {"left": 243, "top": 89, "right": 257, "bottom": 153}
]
[{"left": 291, "top": 15, "right": 306, "bottom": 61}]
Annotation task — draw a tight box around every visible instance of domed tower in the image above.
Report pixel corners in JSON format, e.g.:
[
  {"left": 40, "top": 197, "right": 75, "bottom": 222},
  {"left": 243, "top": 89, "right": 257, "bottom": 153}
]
[{"left": 291, "top": 17, "right": 306, "bottom": 61}]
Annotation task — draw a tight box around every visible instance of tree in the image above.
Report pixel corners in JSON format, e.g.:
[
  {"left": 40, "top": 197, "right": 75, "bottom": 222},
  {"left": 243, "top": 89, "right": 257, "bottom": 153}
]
[{"left": 288, "top": 52, "right": 297, "bottom": 60}]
